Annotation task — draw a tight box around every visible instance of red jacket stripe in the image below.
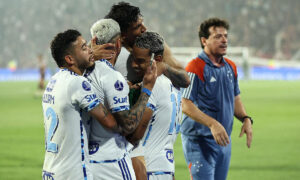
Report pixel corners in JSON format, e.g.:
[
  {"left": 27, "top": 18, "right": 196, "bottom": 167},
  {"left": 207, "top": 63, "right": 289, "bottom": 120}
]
[{"left": 185, "top": 57, "right": 206, "bottom": 82}]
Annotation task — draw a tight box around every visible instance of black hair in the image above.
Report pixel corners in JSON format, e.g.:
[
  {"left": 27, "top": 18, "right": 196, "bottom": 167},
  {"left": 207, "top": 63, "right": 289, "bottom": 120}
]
[
  {"left": 134, "top": 31, "right": 164, "bottom": 56},
  {"left": 105, "top": 1, "right": 141, "bottom": 33},
  {"left": 50, "top": 29, "right": 81, "bottom": 67},
  {"left": 198, "top": 17, "right": 229, "bottom": 48}
]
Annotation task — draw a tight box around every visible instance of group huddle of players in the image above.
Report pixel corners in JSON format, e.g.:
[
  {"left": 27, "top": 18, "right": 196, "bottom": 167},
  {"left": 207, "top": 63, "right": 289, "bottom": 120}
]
[{"left": 42, "top": 2, "right": 190, "bottom": 180}]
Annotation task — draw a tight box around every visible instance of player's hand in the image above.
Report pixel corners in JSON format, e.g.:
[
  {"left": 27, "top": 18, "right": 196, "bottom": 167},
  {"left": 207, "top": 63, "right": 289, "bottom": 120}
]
[
  {"left": 91, "top": 37, "right": 116, "bottom": 60},
  {"left": 239, "top": 118, "right": 253, "bottom": 148},
  {"left": 210, "top": 121, "right": 230, "bottom": 146},
  {"left": 128, "top": 81, "right": 142, "bottom": 90},
  {"left": 143, "top": 61, "right": 157, "bottom": 91}
]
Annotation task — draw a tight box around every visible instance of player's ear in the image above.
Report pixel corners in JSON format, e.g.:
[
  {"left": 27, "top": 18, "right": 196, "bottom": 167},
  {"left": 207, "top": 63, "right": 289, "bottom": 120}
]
[
  {"left": 116, "top": 37, "right": 121, "bottom": 52},
  {"left": 64, "top": 55, "right": 75, "bottom": 65},
  {"left": 154, "top": 55, "right": 163, "bottom": 62},
  {"left": 201, "top": 37, "right": 207, "bottom": 47}
]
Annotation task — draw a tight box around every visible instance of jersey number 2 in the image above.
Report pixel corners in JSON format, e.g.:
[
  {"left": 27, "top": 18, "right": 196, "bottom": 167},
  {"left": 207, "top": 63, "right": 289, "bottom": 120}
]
[{"left": 45, "top": 107, "right": 59, "bottom": 153}]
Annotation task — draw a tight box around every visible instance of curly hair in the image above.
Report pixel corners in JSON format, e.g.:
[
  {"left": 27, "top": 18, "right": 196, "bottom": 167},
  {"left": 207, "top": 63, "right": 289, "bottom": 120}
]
[
  {"left": 198, "top": 17, "right": 229, "bottom": 48},
  {"left": 90, "top": 18, "right": 120, "bottom": 45},
  {"left": 105, "top": 1, "right": 141, "bottom": 33},
  {"left": 50, "top": 29, "right": 81, "bottom": 67},
  {"left": 134, "top": 31, "right": 164, "bottom": 56}
]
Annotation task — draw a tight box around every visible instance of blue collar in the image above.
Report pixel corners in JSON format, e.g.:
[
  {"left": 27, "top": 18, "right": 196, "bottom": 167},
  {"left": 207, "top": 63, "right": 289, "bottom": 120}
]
[{"left": 198, "top": 51, "right": 226, "bottom": 67}]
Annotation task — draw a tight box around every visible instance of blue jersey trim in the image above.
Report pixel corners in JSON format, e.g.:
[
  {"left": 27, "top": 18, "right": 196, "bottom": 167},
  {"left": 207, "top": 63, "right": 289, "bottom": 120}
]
[
  {"left": 85, "top": 99, "right": 101, "bottom": 112},
  {"left": 99, "top": 59, "right": 115, "bottom": 70},
  {"left": 90, "top": 153, "right": 127, "bottom": 164},
  {"left": 146, "top": 103, "right": 156, "bottom": 111},
  {"left": 111, "top": 105, "right": 130, "bottom": 113},
  {"left": 79, "top": 120, "right": 88, "bottom": 180},
  {"left": 142, "top": 115, "right": 156, "bottom": 146}
]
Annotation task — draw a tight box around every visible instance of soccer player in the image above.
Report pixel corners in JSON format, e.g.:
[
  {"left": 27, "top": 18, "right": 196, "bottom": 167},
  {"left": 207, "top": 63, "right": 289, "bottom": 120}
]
[
  {"left": 103, "top": 4, "right": 190, "bottom": 179},
  {"left": 84, "top": 19, "right": 157, "bottom": 180},
  {"left": 181, "top": 18, "right": 253, "bottom": 180},
  {"left": 104, "top": 1, "right": 190, "bottom": 88},
  {"left": 42, "top": 29, "right": 119, "bottom": 180},
  {"left": 128, "top": 31, "right": 182, "bottom": 180}
]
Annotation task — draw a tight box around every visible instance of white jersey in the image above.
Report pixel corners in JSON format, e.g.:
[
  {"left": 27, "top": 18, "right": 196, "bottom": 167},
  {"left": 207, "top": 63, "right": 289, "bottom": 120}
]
[
  {"left": 84, "top": 60, "right": 131, "bottom": 162},
  {"left": 134, "top": 75, "right": 182, "bottom": 173},
  {"left": 42, "top": 69, "right": 100, "bottom": 180}
]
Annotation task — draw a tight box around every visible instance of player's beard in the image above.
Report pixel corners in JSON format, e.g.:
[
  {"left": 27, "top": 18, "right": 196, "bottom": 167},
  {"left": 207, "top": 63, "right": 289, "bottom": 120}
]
[{"left": 78, "top": 59, "right": 94, "bottom": 73}]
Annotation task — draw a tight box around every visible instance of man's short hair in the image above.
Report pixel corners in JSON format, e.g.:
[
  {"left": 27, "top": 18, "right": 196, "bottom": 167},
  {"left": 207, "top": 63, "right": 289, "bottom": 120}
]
[
  {"left": 198, "top": 17, "right": 230, "bottom": 48},
  {"left": 105, "top": 1, "right": 141, "bottom": 33},
  {"left": 134, "top": 31, "right": 164, "bottom": 56},
  {"left": 50, "top": 29, "right": 81, "bottom": 67},
  {"left": 90, "top": 18, "right": 121, "bottom": 45}
]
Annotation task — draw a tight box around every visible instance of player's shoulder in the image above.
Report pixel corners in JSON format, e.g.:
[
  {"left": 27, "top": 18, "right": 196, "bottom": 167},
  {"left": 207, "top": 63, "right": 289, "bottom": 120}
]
[
  {"left": 224, "top": 57, "right": 237, "bottom": 67},
  {"left": 223, "top": 57, "right": 237, "bottom": 77},
  {"left": 186, "top": 57, "right": 206, "bottom": 71},
  {"left": 151, "top": 75, "right": 171, "bottom": 95},
  {"left": 185, "top": 57, "right": 206, "bottom": 82}
]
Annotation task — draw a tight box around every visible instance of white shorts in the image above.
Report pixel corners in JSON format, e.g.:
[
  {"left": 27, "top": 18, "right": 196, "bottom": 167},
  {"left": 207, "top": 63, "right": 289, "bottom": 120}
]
[
  {"left": 147, "top": 172, "right": 174, "bottom": 180},
  {"left": 90, "top": 155, "right": 136, "bottom": 180}
]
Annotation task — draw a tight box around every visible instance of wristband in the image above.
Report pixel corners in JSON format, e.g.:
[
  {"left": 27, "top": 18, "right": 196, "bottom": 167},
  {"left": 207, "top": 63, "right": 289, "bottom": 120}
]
[
  {"left": 142, "top": 88, "right": 152, "bottom": 97},
  {"left": 241, "top": 116, "right": 253, "bottom": 125}
]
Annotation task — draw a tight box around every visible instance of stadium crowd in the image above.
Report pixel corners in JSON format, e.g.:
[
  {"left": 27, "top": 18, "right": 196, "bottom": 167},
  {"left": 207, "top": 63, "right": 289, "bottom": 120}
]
[{"left": 1, "top": 0, "right": 299, "bottom": 68}]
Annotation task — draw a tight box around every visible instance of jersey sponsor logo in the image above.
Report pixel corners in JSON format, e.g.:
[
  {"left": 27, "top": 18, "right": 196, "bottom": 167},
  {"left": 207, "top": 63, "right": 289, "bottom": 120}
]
[
  {"left": 43, "top": 94, "right": 55, "bottom": 104},
  {"left": 114, "top": 80, "right": 124, "bottom": 91},
  {"left": 46, "top": 79, "right": 56, "bottom": 92},
  {"left": 82, "top": 81, "right": 91, "bottom": 91},
  {"left": 166, "top": 149, "right": 174, "bottom": 163},
  {"left": 210, "top": 76, "right": 217, "bottom": 82},
  {"left": 84, "top": 94, "right": 97, "bottom": 103},
  {"left": 88, "top": 141, "right": 99, "bottom": 155},
  {"left": 113, "top": 96, "right": 128, "bottom": 104},
  {"left": 42, "top": 170, "right": 54, "bottom": 180}
]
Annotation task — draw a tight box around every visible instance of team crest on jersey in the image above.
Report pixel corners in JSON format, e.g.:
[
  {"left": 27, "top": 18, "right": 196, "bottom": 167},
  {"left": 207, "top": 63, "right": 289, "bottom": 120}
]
[
  {"left": 42, "top": 170, "right": 55, "bottom": 180},
  {"left": 82, "top": 81, "right": 91, "bottom": 91},
  {"left": 114, "top": 80, "right": 124, "bottom": 91},
  {"left": 89, "top": 141, "right": 99, "bottom": 155},
  {"left": 166, "top": 149, "right": 174, "bottom": 163}
]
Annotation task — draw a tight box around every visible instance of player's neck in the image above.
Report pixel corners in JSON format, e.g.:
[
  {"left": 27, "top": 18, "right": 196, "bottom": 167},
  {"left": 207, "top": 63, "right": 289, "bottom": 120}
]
[
  {"left": 64, "top": 66, "right": 83, "bottom": 75},
  {"left": 205, "top": 51, "right": 223, "bottom": 67},
  {"left": 108, "top": 57, "right": 117, "bottom": 66}
]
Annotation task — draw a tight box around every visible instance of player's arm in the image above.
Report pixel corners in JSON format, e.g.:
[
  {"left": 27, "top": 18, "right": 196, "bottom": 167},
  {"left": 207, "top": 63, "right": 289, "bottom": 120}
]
[
  {"left": 162, "top": 42, "right": 191, "bottom": 88},
  {"left": 90, "top": 37, "right": 116, "bottom": 60},
  {"left": 112, "top": 61, "right": 157, "bottom": 136},
  {"left": 182, "top": 98, "right": 230, "bottom": 146},
  {"left": 88, "top": 103, "right": 121, "bottom": 133},
  {"left": 126, "top": 107, "right": 153, "bottom": 145},
  {"left": 234, "top": 95, "right": 253, "bottom": 148}
]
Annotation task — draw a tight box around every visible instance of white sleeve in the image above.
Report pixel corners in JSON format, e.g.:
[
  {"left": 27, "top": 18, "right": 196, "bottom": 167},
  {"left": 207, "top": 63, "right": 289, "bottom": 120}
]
[
  {"left": 104, "top": 73, "right": 130, "bottom": 113},
  {"left": 145, "top": 83, "right": 158, "bottom": 112},
  {"left": 69, "top": 77, "right": 101, "bottom": 112}
]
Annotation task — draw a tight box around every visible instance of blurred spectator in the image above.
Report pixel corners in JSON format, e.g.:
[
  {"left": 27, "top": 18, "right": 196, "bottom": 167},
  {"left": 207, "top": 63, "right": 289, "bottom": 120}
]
[{"left": 0, "top": 0, "right": 299, "bottom": 68}]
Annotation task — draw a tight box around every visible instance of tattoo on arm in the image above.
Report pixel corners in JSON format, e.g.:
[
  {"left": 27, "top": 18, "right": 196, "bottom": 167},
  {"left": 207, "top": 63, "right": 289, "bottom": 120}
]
[
  {"left": 113, "top": 92, "right": 149, "bottom": 135},
  {"left": 99, "top": 103, "right": 108, "bottom": 117},
  {"left": 164, "top": 65, "right": 190, "bottom": 88},
  {"left": 99, "top": 103, "right": 122, "bottom": 133}
]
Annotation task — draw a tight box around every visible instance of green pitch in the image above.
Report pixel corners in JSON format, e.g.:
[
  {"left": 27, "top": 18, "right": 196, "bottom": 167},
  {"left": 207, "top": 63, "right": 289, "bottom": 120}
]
[{"left": 0, "top": 81, "right": 300, "bottom": 180}]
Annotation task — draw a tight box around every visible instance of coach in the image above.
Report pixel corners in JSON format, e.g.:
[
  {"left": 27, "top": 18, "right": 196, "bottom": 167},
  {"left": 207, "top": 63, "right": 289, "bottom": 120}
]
[{"left": 181, "top": 17, "right": 253, "bottom": 180}]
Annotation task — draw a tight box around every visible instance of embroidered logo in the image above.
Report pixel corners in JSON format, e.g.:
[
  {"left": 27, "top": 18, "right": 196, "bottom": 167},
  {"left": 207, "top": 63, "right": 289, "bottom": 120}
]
[
  {"left": 82, "top": 81, "right": 91, "bottom": 91},
  {"left": 210, "top": 76, "right": 217, "bottom": 82}
]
